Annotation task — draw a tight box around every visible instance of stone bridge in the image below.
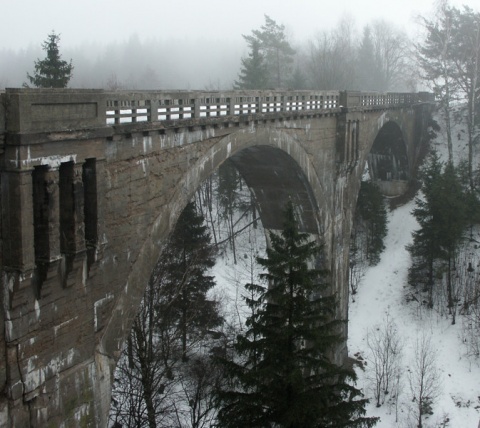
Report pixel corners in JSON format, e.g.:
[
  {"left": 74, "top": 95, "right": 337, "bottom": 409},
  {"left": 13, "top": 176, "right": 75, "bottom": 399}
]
[{"left": 0, "top": 88, "right": 434, "bottom": 427}]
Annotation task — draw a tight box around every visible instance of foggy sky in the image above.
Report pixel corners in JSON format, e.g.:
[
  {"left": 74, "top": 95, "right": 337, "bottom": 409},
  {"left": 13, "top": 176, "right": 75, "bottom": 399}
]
[
  {"left": 1, "top": 0, "right": 466, "bottom": 51},
  {"left": 0, "top": 0, "right": 475, "bottom": 90}
]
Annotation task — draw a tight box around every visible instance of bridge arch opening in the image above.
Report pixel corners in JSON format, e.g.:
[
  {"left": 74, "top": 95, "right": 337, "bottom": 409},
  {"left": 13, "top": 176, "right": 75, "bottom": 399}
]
[
  {"left": 103, "top": 136, "right": 329, "bottom": 424},
  {"left": 367, "top": 121, "right": 409, "bottom": 197}
]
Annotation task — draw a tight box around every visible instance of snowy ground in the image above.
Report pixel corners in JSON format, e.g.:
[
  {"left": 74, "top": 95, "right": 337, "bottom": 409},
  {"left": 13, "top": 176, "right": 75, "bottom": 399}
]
[
  {"left": 348, "top": 200, "right": 480, "bottom": 427},
  {"left": 212, "top": 198, "right": 480, "bottom": 426}
]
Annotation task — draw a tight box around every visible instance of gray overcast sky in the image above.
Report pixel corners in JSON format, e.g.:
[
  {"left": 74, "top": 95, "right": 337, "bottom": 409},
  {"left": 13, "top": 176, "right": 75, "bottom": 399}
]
[{"left": 0, "top": 0, "right": 473, "bottom": 51}]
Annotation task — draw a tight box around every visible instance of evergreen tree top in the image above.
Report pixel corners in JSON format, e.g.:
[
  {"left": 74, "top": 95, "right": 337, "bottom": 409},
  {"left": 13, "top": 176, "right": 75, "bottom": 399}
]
[{"left": 26, "top": 31, "right": 74, "bottom": 88}]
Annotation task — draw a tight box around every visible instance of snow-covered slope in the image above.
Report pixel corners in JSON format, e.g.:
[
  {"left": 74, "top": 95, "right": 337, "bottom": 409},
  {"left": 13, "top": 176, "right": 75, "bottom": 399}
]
[
  {"left": 348, "top": 199, "right": 480, "bottom": 427},
  {"left": 349, "top": 109, "right": 480, "bottom": 427}
]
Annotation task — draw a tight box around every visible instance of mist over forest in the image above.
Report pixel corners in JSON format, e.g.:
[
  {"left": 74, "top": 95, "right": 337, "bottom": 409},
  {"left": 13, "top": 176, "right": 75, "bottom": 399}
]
[
  {"left": 0, "top": 34, "right": 244, "bottom": 90},
  {"left": 0, "top": 15, "right": 420, "bottom": 92}
]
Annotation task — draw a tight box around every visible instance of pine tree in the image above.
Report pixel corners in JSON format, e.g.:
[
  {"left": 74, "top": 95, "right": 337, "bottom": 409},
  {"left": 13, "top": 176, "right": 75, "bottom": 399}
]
[
  {"left": 235, "top": 38, "right": 268, "bottom": 89},
  {"left": 408, "top": 152, "right": 445, "bottom": 307},
  {"left": 408, "top": 153, "right": 469, "bottom": 317},
  {"left": 241, "top": 15, "right": 296, "bottom": 88},
  {"left": 357, "top": 26, "right": 378, "bottom": 91},
  {"left": 216, "top": 201, "right": 378, "bottom": 428},
  {"left": 158, "top": 201, "right": 222, "bottom": 361},
  {"left": 355, "top": 181, "right": 388, "bottom": 266},
  {"left": 436, "top": 161, "right": 468, "bottom": 323},
  {"left": 27, "top": 32, "right": 73, "bottom": 88}
]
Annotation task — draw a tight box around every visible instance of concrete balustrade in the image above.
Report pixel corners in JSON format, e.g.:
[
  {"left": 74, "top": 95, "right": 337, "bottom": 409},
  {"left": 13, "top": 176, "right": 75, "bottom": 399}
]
[{"left": 0, "top": 88, "right": 433, "bottom": 136}]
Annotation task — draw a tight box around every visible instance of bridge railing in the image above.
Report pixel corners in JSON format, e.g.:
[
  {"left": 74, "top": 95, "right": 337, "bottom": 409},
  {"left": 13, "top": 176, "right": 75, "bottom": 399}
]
[
  {"left": 104, "top": 90, "right": 341, "bottom": 125},
  {"left": 339, "top": 91, "right": 435, "bottom": 109},
  {"left": 1, "top": 89, "right": 434, "bottom": 134}
]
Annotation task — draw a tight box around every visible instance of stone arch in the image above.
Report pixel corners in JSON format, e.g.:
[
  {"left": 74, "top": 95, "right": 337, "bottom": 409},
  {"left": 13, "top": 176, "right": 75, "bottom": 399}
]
[
  {"left": 367, "top": 120, "right": 410, "bottom": 196},
  {"left": 95, "top": 125, "right": 330, "bottom": 421}
]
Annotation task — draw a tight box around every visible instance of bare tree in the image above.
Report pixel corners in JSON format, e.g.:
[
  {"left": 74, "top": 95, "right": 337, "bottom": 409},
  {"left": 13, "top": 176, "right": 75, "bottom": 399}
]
[
  {"left": 173, "top": 355, "right": 222, "bottom": 428},
  {"left": 449, "top": 6, "right": 480, "bottom": 189},
  {"left": 366, "top": 312, "right": 403, "bottom": 408},
  {"left": 370, "top": 20, "right": 410, "bottom": 91},
  {"left": 417, "top": 0, "right": 459, "bottom": 164},
  {"left": 407, "top": 333, "right": 442, "bottom": 428},
  {"left": 105, "top": 72, "right": 124, "bottom": 90},
  {"left": 307, "top": 15, "right": 358, "bottom": 90},
  {"left": 460, "top": 247, "right": 480, "bottom": 360},
  {"left": 109, "top": 275, "right": 182, "bottom": 428}
]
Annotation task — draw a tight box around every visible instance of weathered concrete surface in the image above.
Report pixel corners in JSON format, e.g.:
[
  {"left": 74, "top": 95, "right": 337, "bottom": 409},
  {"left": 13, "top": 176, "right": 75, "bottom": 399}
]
[{"left": 0, "top": 89, "right": 433, "bottom": 427}]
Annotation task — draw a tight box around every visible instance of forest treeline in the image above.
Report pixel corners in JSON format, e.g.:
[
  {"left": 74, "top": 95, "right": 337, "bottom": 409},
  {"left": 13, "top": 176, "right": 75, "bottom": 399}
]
[{"left": 1, "top": 14, "right": 421, "bottom": 91}]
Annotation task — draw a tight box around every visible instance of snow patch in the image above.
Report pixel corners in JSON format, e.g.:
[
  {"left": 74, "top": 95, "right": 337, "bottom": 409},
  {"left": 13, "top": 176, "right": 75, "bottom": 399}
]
[
  {"left": 142, "top": 135, "right": 152, "bottom": 153},
  {"left": 136, "top": 158, "right": 148, "bottom": 176},
  {"left": 34, "top": 299, "right": 40, "bottom": 319},
  {"left": 377, "top": 111, "right": 387, "bottom": 129},
  {"left": 22, "top": 153, "right": 77, "bottom": 168},
  {"left": 94, "top": 294, "right": 114, "bottom": 331}
]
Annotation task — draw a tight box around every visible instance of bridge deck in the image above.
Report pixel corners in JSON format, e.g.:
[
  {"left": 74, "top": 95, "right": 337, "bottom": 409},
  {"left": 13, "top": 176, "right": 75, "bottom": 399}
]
[{"left": 0, "top": 89, "right": 434, "bottom": 136}]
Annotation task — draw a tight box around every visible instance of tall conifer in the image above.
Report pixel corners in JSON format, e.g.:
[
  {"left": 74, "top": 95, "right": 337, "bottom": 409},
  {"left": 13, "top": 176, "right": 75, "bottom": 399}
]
[
  {"left": 216, "top": 201, "right": 378, "bottom": 428},
  {"left": 158, "top": 201, "right": 221, "bottom": 361}
]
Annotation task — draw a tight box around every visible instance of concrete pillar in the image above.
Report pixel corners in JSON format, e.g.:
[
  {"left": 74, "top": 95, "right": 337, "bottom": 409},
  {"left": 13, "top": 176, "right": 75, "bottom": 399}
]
[
  {"left": 73, "top": 162, "right": 86, "bottom": 254},
  {"left": 1, "top": 170, "right": 34, "bottom": 271},
  {"left": 228, "top": 97, "right": 236, "bottom": 116},
  {"left": 150, "top": 100, "right": 159, "bottom": 122},
  {"left": 194, "top": 98, "right": 201, "bottom": 119},
  {"left": 45, "top": 168, "right": 61, "bottom": 261}
]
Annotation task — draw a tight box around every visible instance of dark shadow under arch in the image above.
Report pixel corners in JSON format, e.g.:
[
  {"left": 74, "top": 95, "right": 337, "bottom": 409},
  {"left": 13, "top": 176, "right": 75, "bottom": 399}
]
[
  {"left": 229, "top": 145, "right": 320, "bottom": 234},
  {"left": 368, "top": 121, "right": 409, "bottom": 181},
  {"left": 367, "top": 121, "right": 409, "bottom": 197}
]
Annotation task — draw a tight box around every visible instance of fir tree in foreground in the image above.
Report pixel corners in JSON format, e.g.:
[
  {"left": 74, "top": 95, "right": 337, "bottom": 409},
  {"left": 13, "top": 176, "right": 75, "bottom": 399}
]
[
  {"left": 26, "top": 31, "right": 73, "bottom": 88},
  {"left": 355, "top": 181, "right": 388, "bottom": 266},
  {"left": 215, "top": 201, "right": 378, "bottom": 428}
]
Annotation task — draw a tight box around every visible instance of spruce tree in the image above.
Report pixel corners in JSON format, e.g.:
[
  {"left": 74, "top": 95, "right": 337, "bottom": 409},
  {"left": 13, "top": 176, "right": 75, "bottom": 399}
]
[
  {"left": 357, "top": 26, "right": 378, "bottom": 91},
  {"left": 436, "top": 161, "right": 468, "bottom": 323},
  {"left": 355, "top": 181, "right": 388, "bottom": 265},
  {"left": 408, "top": 152, "right": 444, "bottom": 307},
  {"left": 158, "top": 201, "right": 222, "bottom": 361},
  {"left": 216, "top": 201, "right": 378, "bottom": 428},
  {"left": 408, "top": 153, "right": 468, "bottom": 317},
  {"left": 235, "top": 38, "right": 268, "bottom": 89},
  {"left": 27, "top": 31, "right": 73, "bottom": 88},
  {"left": 241, "top": 15, "right": 296, "bottom": 88}
]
